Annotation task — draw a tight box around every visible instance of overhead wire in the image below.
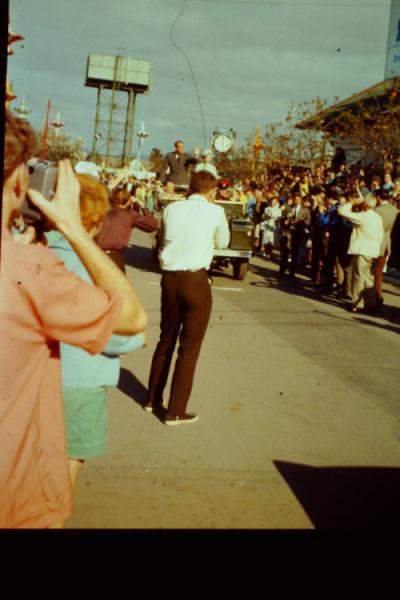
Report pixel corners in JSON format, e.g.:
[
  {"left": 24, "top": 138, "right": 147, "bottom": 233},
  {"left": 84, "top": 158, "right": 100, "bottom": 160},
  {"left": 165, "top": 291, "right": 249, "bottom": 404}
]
[
  {"left": 169, "top": 0, "right": 208, "bottom": 147},
  {"left": 190, "top": 1, "right": 388, "bottom": 6},
  {"left": 168, "top": 0, "right": 389, "bottom": 146}
]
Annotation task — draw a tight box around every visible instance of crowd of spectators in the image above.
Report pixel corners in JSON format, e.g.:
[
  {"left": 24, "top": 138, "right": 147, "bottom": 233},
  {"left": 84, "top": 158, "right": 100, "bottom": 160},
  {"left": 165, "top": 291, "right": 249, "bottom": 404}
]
[
  {"left": 226, "top": 161, "right": 400, "bottom": 313},
  {"left": 99, "top": 158, "right": 399, "bottom": 315},
  {"left": 107, "top": 158, "right": 399, "bottom": 313}
]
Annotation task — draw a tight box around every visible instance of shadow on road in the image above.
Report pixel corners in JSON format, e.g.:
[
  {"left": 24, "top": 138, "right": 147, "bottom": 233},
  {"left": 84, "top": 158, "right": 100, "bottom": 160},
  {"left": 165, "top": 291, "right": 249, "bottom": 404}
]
[
  {"left": 117, "top": 368, "right": 166, "bottom": 424},
  {"left": 351, "top": 312, "right": 400, "bottom": 334},
  {"left": 117, "top": 367, "right": 148, "bottom": 408},
  {"left": 250, "top": 261, "right": 344, "bottom": 308},
  {"left": 251, "top": 259, "right": 400, "bottom": 332},
  {"left": 124, "top": 244, "right": 161, "bottom": 274},
  {"left": 274, "top": 460, "right": 400, "bottom": 528},
  {"left": 209, "top": 261, "right": 237, "bottom": 280}
]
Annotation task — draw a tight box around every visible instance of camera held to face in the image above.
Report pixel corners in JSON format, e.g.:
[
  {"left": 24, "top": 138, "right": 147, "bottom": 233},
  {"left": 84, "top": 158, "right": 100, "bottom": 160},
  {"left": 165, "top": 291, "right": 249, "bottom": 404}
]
[{"left": 22, "top": 159, "right": 58, "bottom": 221}]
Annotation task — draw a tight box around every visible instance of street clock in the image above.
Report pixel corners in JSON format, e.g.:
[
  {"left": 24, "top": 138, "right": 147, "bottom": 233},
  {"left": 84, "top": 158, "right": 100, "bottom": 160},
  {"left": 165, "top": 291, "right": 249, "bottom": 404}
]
[{"left": 212, "top": 127, "right": 236, "bottom": 154}]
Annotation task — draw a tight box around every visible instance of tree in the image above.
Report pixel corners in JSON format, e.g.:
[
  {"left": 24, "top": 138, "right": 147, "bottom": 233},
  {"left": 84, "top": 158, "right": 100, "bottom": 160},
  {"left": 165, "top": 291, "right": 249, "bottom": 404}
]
[
  {"left": 215, "top": 98, "right": 335, "bottom": 183},
  {"left": 148, "top": 147, "right": 164, "bottom": 173},
  {"left": 37, "top": 129, "right": 86, "bottom": 164},
  {"left": 215, "top": 145, "right": 252, "bottom": 182},
  {"left": 261, "top": 97, "right": 334, "bottom": 172},
  {"left": 329, "top": 94, "right": 400, "bottom": 173}
]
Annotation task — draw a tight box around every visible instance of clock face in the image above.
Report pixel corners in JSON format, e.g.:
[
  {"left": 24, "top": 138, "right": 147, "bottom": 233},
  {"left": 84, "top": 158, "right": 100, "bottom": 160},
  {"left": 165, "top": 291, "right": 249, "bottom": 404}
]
[{"left": 214, "top": 135, "right": 232, "bottom": 153}]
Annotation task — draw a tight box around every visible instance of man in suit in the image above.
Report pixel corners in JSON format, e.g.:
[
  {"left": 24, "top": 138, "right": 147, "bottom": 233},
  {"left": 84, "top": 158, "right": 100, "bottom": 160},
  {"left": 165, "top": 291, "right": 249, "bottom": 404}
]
[
  {"left": 278, "top": 196, "right": 296, "bottom": 277},
  {"left": 289, "top": 194, "right": 311, "bottom": 277},
  {"left": 374, "top": 190, "right": 399, "bottom": 307},
  {"left": 322, "top": 190, "right": 353, "bottom": 294},
  {"left": 160, "top": 140, "right": 199, "bottom": 187}
]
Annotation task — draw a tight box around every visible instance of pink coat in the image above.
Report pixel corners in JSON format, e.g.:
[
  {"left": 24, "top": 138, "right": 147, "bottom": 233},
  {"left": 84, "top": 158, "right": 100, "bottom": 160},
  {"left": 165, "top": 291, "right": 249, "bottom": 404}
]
[{"left": 0, "top": 230, "right": 122, "bottom": 528}]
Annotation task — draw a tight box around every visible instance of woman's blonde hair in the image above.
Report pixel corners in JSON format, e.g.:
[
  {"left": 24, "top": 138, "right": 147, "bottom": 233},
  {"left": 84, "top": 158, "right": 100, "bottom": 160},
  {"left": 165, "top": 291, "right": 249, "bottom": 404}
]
[{"left": 76, "top": 174, "right": 110, "bottom": 231}]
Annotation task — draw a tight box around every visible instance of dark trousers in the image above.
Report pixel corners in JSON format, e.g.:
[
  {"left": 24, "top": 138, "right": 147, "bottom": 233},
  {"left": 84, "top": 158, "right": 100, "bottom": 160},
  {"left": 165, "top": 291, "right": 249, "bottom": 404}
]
[
  {"left": 279, "top": 231, "right": 291, "bottom": 275},
  {"left": 147, "top": 269, "right": 212, "bottom": 417},
  {"left": 289, "top": 230, "right": 305, "bottom": 275},
  {"left": 311, "top": 235, "right": 324, "bottom": 283},
  {"left": 323, "top": 229, "right": 351, "bottom": 290}
]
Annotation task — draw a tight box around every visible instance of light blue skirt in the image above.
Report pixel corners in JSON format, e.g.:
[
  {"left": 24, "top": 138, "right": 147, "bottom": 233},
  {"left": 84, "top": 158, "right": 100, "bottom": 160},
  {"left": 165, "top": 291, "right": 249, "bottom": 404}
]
[{"left": 63, "top": 386, "right": 108, "bottom": 460}]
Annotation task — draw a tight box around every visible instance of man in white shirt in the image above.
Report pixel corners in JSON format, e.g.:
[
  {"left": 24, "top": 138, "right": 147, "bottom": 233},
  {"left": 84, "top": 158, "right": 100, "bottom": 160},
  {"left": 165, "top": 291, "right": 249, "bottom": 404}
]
[
  {"left": 338, "top": 194, "right": 384, "bottom": 312},
  {"left": 145, "top": 171, "right": 230, "bottom": 425}
]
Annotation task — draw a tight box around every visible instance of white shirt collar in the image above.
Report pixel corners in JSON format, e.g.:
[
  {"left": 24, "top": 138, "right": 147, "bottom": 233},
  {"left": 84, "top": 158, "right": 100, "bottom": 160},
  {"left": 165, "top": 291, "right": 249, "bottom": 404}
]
[{"left": 188, "top": 193, "right": 209, "bottom": 203}]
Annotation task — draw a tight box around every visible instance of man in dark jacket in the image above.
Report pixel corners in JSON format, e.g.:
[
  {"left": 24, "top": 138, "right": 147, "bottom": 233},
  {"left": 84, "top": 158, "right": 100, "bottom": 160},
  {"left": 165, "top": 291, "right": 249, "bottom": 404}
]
[
  {"left": 289, "top": 194, "right": 311, "bottom": 277},
  {"left": 322, "top": 190, "right": 353, "bottom": 294},
  {"left": 160, "top": 140, "right": 199, "bottom": 187}
]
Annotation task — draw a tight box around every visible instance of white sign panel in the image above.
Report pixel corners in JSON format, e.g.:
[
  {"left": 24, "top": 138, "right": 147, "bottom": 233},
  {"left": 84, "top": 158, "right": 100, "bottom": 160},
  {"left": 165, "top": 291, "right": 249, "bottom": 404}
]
[{"left": 385, "top": 0, "right": 400, "bottom": 79}]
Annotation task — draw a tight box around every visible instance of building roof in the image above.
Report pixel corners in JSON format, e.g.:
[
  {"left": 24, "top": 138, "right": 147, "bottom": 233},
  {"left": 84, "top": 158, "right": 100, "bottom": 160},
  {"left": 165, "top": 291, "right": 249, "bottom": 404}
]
[{"left": 296, "top": 77, "right": 400, "bottom": 131}]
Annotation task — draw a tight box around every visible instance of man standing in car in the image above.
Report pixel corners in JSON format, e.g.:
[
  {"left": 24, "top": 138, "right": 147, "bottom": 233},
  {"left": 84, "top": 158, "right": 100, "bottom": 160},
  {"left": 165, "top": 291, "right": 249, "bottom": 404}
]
[{"left": 160, "top": 140, "right": 199, "bottom": 187}]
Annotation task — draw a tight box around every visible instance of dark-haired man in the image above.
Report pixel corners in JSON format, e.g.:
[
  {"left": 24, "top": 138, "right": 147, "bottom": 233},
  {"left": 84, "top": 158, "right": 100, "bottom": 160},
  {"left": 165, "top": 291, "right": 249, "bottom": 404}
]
[
  {"left": 289, "top": 194, "right": 311, "bottom": 277},
  {"left": 160, "top": 140, "right": 199, "bottom": 187},
  {"left": 146, "top": 171, "right": 230, "bottom": 425},
  {"left": 322, "top": 189, "right": 354, "bottom": 294}
]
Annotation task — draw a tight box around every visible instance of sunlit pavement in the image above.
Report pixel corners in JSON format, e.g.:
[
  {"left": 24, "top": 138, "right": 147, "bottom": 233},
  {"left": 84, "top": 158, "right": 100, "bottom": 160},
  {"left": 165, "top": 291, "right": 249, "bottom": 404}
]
[{"left": 66, "top": 232, "right": 400, "bottom": 529}]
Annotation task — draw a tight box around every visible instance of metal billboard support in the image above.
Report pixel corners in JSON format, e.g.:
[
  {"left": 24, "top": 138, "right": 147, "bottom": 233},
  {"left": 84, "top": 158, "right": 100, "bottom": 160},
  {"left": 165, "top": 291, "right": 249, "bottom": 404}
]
[
  {"left": 122, "top": 89, "right": 136, "bottom": 166},
  {"left": 85, "top": 53, "right": 151, "bottom": 168}
]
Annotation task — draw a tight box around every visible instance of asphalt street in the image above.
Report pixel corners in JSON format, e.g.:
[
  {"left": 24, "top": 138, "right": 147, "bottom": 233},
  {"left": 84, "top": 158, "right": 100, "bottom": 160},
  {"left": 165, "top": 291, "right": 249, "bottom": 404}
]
[{"left": 66, "top": 230, "right": 400, "bottom": 529}]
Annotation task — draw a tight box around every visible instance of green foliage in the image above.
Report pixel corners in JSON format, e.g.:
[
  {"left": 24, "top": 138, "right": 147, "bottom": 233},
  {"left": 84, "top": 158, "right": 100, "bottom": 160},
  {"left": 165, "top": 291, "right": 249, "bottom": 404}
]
[
  {"left": 37, "top": 129, "right": 85, "bottom": 164},
  {"left": 262, "top": 98, "right": 331, "bottom": 171},
  {"left": 148, "top": 147, "right": 164, "bottom": 172},
  {"left": 215, "top": 98, "right": 332, "bottom": 181},
  {"left": 215, "top": 145, "right": 252, "bottom": 181},
  {"left": 331, "top": 94, "right": 400, "bottom": 171}
]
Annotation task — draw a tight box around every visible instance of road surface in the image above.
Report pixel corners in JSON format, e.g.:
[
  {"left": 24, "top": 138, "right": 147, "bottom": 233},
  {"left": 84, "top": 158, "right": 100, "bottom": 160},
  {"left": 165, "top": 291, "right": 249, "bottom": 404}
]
[{"left": 66, "top": 231, "right": 400, "bottom": 529}]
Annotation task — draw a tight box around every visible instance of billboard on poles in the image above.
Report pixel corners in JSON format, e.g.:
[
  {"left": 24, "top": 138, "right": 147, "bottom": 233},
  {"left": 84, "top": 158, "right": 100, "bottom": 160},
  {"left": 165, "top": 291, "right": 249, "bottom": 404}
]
[{"left": 385, "top": 0, "right": 400, "bottom": 79}]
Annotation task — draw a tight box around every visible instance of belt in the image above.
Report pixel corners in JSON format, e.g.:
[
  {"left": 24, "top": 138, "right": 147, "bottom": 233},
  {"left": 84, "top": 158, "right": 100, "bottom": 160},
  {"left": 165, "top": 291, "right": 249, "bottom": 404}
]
[{"left": 164, "top": 268, "right": 206, "bottom": 274}]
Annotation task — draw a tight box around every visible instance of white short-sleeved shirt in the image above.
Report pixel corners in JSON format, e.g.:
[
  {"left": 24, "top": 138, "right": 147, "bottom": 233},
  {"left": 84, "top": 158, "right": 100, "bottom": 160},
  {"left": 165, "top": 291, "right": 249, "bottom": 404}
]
[{"left": 160, "top": 194, "right": 230, "bottom": 271}]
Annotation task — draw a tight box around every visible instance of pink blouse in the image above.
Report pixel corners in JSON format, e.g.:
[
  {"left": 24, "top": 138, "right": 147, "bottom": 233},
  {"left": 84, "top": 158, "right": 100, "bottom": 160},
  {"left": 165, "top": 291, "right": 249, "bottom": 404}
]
[{"left": 0, "top": 230, "right": 122, "bottom": 528}]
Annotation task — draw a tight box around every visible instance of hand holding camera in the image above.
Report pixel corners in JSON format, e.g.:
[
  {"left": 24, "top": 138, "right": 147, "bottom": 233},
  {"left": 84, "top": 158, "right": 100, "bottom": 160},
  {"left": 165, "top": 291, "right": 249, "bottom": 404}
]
[
  {"left": 27, "top": 159, "right": 83, "bottom": 237},
  {"left": 21, "top": 158, "right": 58, "bottom": 222}
]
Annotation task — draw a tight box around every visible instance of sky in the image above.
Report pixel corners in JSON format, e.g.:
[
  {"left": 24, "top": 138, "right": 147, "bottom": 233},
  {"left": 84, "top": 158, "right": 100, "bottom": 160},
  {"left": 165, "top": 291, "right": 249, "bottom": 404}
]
[{"left": 7, "top": 0, "right": 393, "bottom": 157}]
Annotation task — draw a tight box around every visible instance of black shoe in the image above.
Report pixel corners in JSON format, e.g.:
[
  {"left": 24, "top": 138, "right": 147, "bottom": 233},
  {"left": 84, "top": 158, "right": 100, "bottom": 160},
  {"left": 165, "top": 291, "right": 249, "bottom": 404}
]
[{"left": 164, "top": 413, "right": 199, "bottom": 426}]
